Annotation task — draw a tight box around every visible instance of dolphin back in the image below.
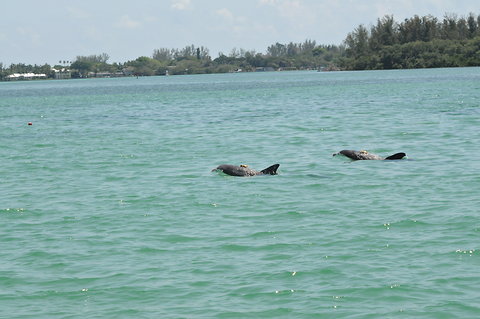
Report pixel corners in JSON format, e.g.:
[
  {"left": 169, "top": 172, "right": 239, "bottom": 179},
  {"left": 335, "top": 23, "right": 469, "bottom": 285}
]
[
  {"left": 335, "top": 150, "right": 381, "bottom": 160},
  {"left": 336, "top": 150, "right": 358, "bottom": 159},
  {"left": 215, "top": 164, "right": 253, "bottom": 176},
  {"left": 335, "top": 150, "right": 405, "bottom": 160},
  {"left": 260, "top": 164, "right": 280, "bottom": 175},
  {"left": 384, "top": 152, "right": 406, "bottom": 160}
]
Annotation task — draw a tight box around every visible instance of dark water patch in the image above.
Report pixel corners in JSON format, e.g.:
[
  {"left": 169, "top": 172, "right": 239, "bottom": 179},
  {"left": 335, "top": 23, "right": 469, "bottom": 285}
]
[
  {"left": 162, "top": 234, "right": 203, "bottom": 243},
  {"left": 136, "top": 246, "right": 171, "bottom": 254},
  {"left": 217, "top": 307, "right": 293, "bottom": 319},
  {"left": 261, "top": 253, "right": 293, "bottom": 261},
  {"left": 219, "top": 243, "right": 251, "bottom": 252},
  {"left": 250, "top": 230, "right": 280, "bottom": 238},
  {"left": 304, "top": 172, "right": 331, "bottom": 179},
  {"left": 219, "top": 242, "right": 308, "bottom": 253}
]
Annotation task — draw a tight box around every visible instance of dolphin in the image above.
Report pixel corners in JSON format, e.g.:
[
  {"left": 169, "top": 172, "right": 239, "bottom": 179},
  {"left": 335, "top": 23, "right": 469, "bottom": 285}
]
[
  {"left": 333, "top": 150, "right": 406, "bottom": 161},
  {"left": 212, "top": 164, "right": 280, "bottom": 177}
]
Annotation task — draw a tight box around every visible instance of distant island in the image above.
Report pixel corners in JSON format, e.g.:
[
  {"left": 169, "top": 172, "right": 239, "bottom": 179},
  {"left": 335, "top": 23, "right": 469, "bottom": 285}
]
[{"left": 1, "top": 12, "right": 479, "bottom": 81}]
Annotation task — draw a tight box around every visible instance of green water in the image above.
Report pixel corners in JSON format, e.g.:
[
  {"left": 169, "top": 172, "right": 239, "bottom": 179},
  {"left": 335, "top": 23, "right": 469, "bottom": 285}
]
[{"left": 1, "top": 68, "right": 479, "bottom": 318}]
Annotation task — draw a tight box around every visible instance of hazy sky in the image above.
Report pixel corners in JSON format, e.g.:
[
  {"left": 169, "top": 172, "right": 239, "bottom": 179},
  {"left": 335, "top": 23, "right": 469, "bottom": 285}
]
[{"left": 1, "top": 0, "right": 479, "bottom": 65}]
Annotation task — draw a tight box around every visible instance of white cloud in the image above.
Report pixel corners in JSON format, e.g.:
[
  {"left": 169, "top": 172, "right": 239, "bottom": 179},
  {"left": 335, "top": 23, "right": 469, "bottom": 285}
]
[
  {"left": 216, "top": 8, "right": 234, "bottom": 21},
  {"left": 171, "top": 0, "right": 192, "bottom": 10},
  {"left": 84, "top": 25, "right": 102, "bottom": 41},
  {"left": 67, "top": 7, "right": 92, "bottom": 20},
  {"left": 258, "top": 0, "right": 277, "bottom": 5},
  {"left": 16, "top": 27, "right": 42, "bottom": 46},
  {"left": 213, "top": 8, "right": 250, "bottom": 37},
  {"left": 117, "top": 15, "right": 141, "bottom": 29},
  {"left": 273, "top": 1, "right": 317, "bottom": 31}
]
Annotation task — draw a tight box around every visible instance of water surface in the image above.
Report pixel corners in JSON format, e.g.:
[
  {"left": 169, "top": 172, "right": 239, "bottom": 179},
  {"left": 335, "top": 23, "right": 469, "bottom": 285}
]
[{"left": 1, "top": 68, "right": 479, "bottom": 318}]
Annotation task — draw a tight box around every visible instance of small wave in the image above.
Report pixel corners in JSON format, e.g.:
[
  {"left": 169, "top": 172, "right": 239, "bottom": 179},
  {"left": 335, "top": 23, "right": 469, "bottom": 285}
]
[
  {"left": 382, "top": 219, "right": 429, "bottom": 229},
  {"left": 1, "top": 207, "right": 26, "bottom": 213}
]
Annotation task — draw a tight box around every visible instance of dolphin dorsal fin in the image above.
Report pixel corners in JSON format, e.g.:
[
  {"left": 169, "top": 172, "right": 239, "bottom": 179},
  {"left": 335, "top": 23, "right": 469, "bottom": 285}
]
[
  {"left": 385, "top": 152, "right": 406, "bottom": 160},
  {"left": 260, "top": 164, "right": 280, "bottom": 175}
]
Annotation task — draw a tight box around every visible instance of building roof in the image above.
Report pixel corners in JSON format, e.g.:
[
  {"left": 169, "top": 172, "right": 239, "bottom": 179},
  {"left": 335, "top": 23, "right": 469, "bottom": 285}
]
[{"left": 6, "top": 73, "right": 47, "bottom": 79}]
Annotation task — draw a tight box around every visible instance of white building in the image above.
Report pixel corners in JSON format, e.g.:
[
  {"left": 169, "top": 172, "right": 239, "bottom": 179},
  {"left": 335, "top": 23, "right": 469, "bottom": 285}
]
[
  {"left": 52, "top": 68, "right": 71, "bottom": 79},
  {"left": 6, "top": 73, "right": 47, "bottom": 80}
]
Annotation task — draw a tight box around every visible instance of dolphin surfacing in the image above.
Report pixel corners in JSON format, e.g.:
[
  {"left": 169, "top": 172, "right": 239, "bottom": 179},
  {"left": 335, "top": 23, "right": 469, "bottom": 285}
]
[
  {"left": 333, "top": 150, "right": 406, "bottom": 161},
  {"left": 212, "top": 164, "right": 280, "bottom": 177}
]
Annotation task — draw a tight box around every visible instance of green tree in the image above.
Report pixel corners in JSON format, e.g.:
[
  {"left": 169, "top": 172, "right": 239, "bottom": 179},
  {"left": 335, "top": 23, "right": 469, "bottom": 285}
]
[
  {"left": 267, "top": 42, "right": 287, "bottom": 57},
  {"left": 153, "top": 48, "right": 174, "bottom": 62},
  {"left": 441, "top": 14, "right": 460, "bottom": 40},
  {"left": 467, "top": 13, "right": 478, "bottom": 38},
  {"left": 126, "top": 56, "right": 163, "bottom": 76},
  {"left": 71, "top": 60, "right": 93, "bottom": 77},
  {"left": 370, "top": 15, "right": 397, "bottom": 50},
  {"left": 344, "top": 24, "right": 370, "bottom": 59}
]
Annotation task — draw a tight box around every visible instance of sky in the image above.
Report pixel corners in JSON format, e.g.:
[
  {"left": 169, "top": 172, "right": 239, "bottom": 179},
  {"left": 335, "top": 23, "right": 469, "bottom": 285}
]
[{"left": 1, "top": 0, "right": 479, "bottom": 65}]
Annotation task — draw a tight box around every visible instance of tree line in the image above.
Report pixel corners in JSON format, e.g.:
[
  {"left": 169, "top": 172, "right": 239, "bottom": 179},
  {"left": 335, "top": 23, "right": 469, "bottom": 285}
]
[
  {"left": 1, "top": 12, "right": 480, "bottom": 80},
  {"left": 341, "top": 13, "right": 480, "bottom": 69}
]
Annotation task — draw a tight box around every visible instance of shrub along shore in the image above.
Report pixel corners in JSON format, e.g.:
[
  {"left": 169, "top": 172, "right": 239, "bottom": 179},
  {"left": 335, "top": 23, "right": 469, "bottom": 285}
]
[{"left": 2, "top": 12, "right": 480, "bottom": 81}]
